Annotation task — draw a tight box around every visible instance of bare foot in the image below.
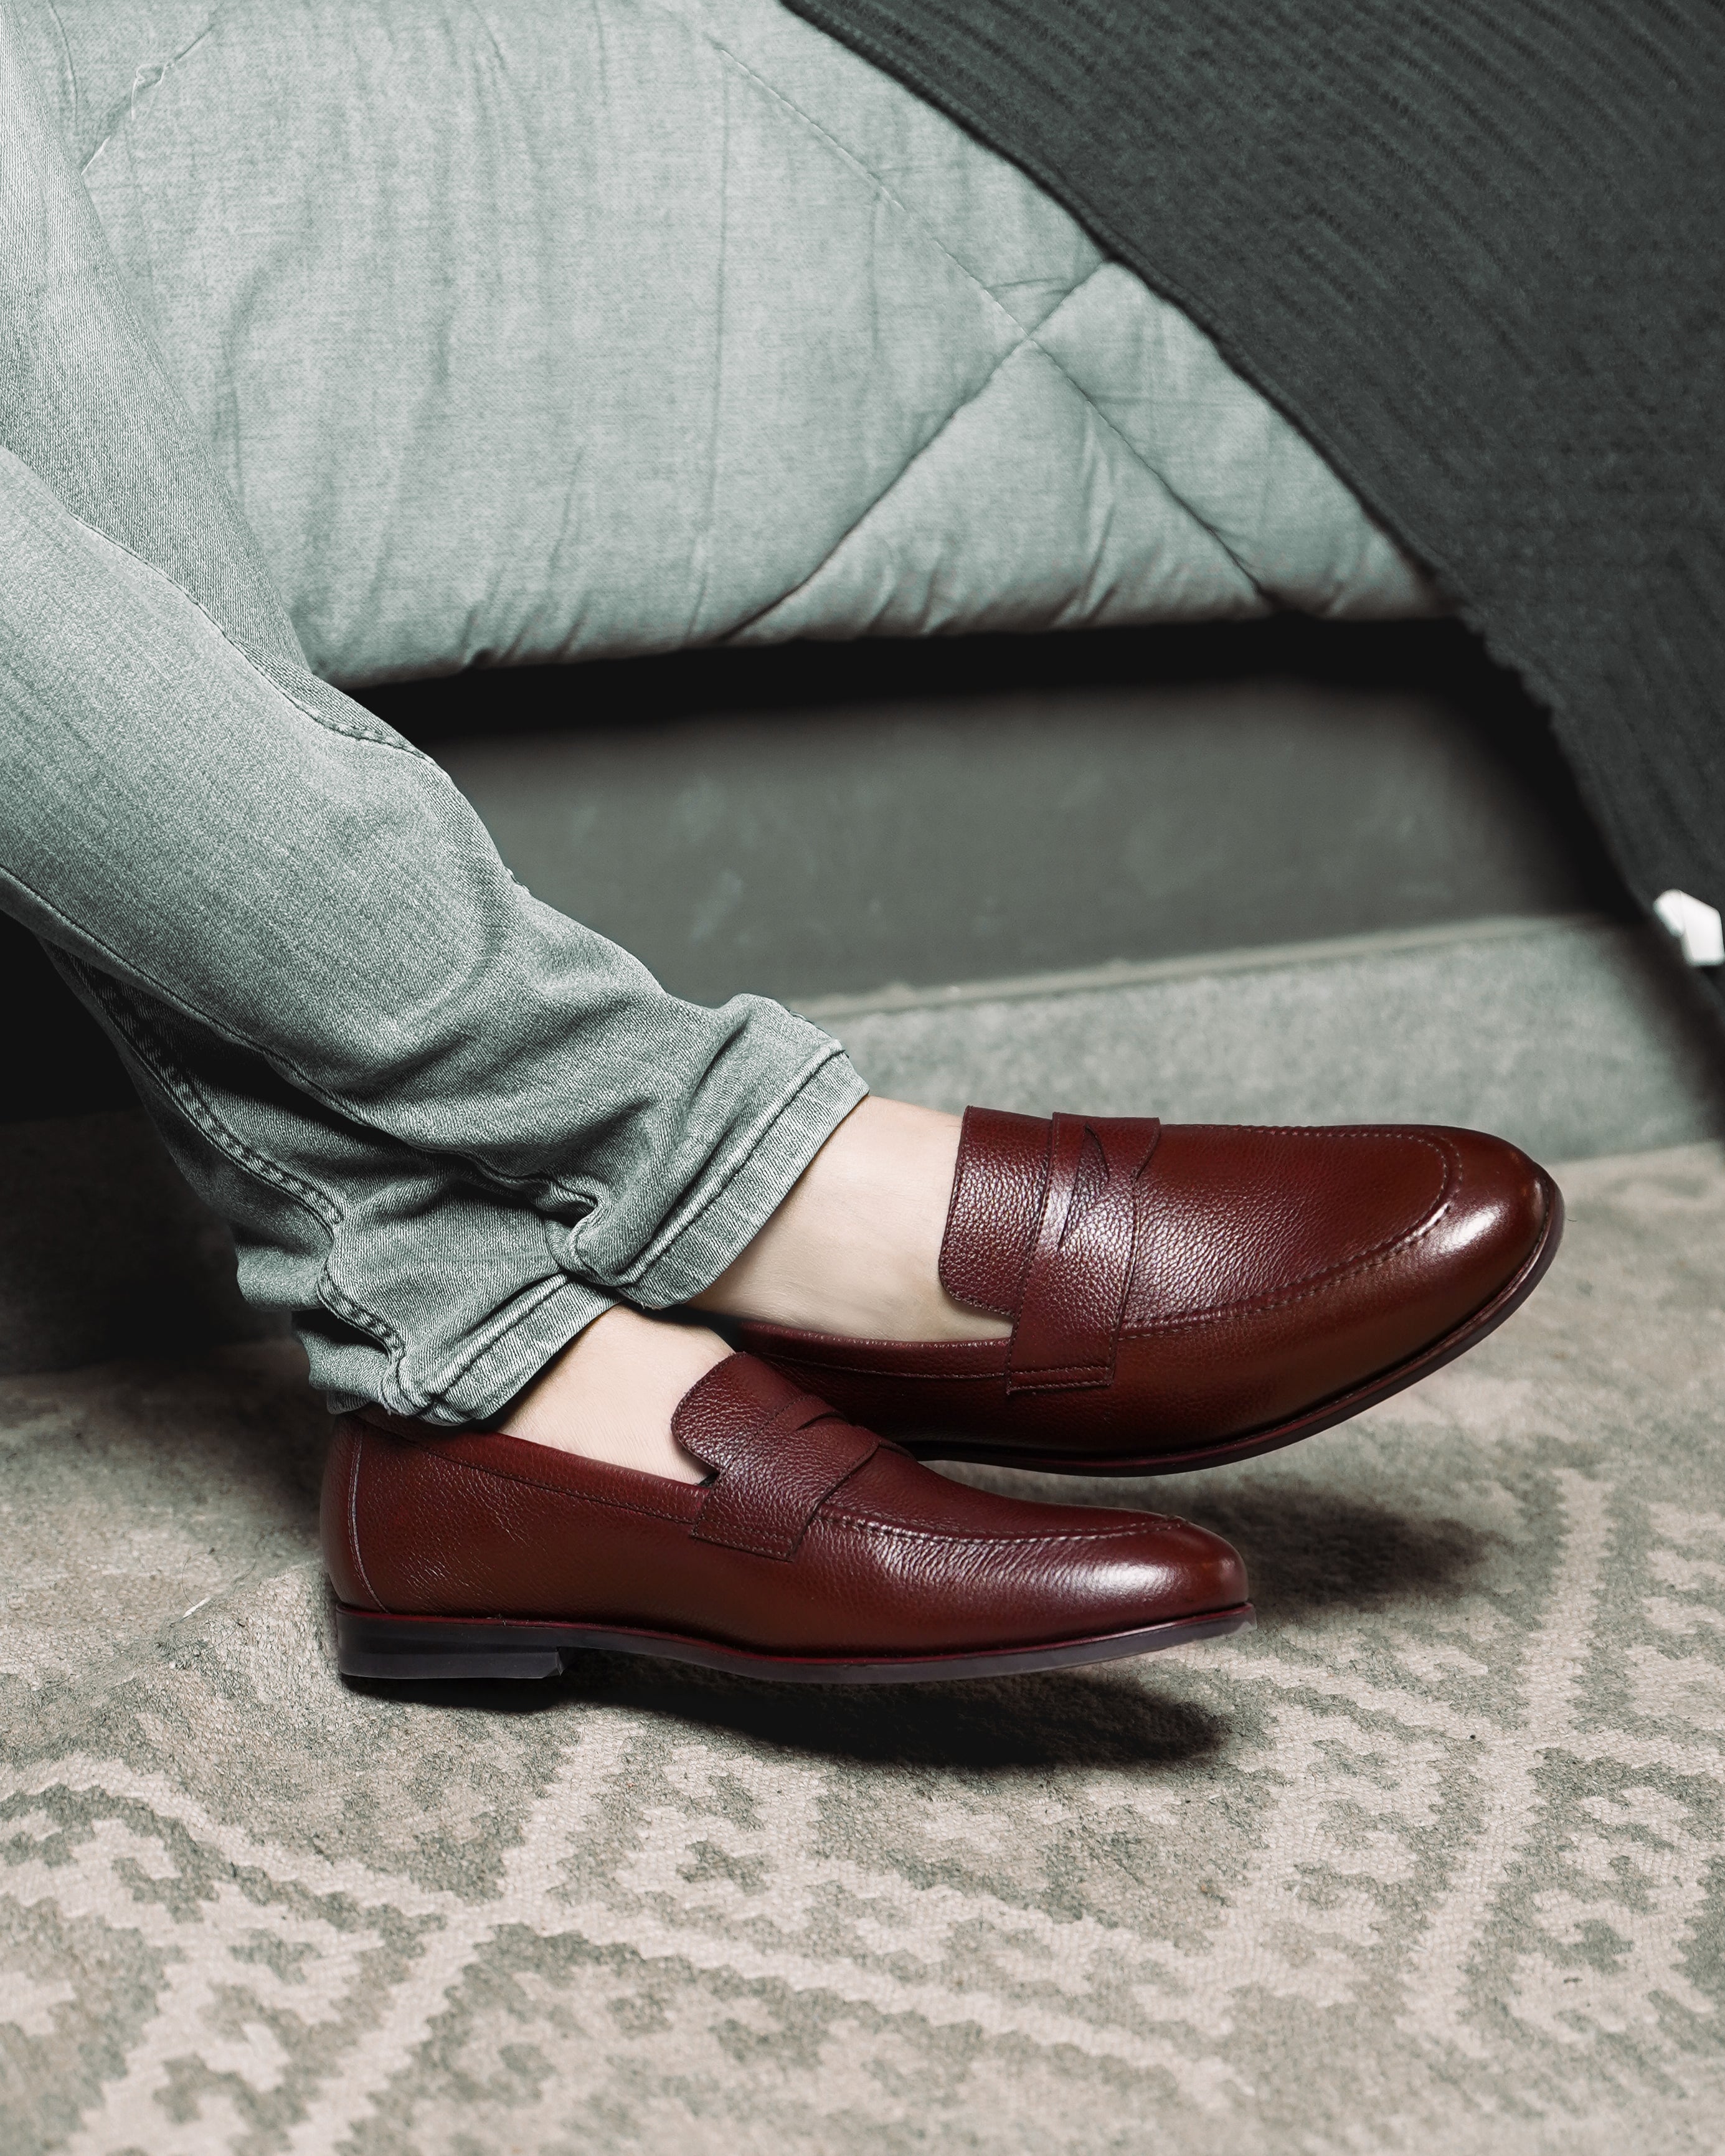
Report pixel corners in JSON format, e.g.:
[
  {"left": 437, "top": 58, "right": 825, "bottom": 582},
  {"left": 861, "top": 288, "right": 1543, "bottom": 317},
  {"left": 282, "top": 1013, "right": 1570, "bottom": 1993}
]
[
  {"left": 694, "top": 1096, "right": 1011, "bottom": 1342},
  {"left": 501, "top": 1305, "right": 723, "bottom": 1483}
]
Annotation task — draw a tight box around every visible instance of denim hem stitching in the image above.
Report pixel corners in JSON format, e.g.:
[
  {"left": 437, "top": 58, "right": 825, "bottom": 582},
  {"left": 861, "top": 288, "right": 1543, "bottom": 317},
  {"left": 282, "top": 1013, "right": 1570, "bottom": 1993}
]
[
  {"left": 599, "top": 1043, "right": 862, "bottom": 1297},
  {"left": 415, "top": 1275, "right": 612, "bottom": 1424},
  {"left": 65, "top": 955, "right": 414, "bottom": 1396}
]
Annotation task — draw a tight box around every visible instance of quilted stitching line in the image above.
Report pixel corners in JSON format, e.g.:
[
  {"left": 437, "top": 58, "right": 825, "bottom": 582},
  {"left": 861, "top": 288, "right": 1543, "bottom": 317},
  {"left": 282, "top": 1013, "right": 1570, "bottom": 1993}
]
[
  {"left": 755, "top": 285, "right": 1277, "bottom": 621},
  {"left": 1013, "top": 292, "right": 1279, "bottom": 606},
  {"left": 656, "top": 11, "right": 1277, "bottom": 609},
  {"left": 647, "top": 8, "right": 1104, "bottom": 631},
  {"left": 646, "top": 2, "right": 1096, "bottom": 338},
  {"left": 724, "top": 328, "right": 1039, "bottom": 636}
]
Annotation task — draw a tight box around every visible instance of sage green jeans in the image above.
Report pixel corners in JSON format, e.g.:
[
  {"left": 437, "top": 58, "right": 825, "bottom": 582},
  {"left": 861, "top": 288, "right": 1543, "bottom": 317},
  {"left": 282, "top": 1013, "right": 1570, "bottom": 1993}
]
[{"left": 0, "top": 9, "right": 864, "bottom": 1422}]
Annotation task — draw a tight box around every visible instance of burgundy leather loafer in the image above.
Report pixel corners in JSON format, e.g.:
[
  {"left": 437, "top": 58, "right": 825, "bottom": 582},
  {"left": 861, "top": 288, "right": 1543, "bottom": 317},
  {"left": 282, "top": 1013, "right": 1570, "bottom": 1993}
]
[
  {"left": 323, "top": 1353, "right": 1250, "bottom": 1684},
  {"left": 737, "top": 1109, "right": 1563, "bottom": 1475}
]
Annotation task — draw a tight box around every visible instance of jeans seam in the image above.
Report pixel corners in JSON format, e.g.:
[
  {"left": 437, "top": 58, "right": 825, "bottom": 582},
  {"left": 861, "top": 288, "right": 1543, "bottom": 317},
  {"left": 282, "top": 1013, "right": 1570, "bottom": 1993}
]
[
  {"left": 49, "top": 488, "right": 419, "bottom": 753},
  {"left": 0, "top": 861, "right": 600, "bottom": 1227},
  {"left": 69, "top": 958, "right": 415, "bottom": 1396},
  {"left": 87, "top": 972, "right": 610, "bottom": 1414},
  {"left": 6, "top": 489, "right": 758, "bottom": 1226}
]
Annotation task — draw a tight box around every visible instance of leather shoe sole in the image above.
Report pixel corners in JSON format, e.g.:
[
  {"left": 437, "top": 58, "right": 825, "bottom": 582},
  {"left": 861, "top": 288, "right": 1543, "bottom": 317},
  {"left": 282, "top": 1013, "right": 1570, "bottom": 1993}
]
[{"left": 333, "top": 1604, "right": 1252, "bottom": 1685}]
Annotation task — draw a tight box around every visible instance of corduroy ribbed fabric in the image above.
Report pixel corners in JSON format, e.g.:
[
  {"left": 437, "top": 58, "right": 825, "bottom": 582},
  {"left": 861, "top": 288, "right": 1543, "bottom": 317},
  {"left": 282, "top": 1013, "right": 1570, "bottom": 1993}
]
[{"left": 784, "top": 1, "right": 1725, "bottom": 952}]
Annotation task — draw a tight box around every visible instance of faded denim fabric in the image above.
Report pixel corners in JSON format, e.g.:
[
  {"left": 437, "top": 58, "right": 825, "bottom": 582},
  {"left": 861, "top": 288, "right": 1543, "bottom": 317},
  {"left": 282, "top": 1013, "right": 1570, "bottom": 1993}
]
[{"left": 0, "top": 7, "right": 864, "bottom": 1422}]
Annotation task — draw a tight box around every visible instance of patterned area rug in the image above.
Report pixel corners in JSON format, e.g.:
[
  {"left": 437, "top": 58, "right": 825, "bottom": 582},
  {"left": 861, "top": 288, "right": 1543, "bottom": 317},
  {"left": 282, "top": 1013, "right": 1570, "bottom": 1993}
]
[{"left": 4, "top": 1143, "right": 1723, "bottom": 2153}]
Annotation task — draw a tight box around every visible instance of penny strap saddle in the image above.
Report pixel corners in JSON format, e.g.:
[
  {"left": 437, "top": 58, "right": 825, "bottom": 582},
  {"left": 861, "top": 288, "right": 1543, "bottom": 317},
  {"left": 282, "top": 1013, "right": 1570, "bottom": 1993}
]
[
  {"left": 940, "top": 1106, "right": 1162, "bottom": 1396},
  {"left": 674, "top": 1358, "right": 878, "bottom": 1559}
]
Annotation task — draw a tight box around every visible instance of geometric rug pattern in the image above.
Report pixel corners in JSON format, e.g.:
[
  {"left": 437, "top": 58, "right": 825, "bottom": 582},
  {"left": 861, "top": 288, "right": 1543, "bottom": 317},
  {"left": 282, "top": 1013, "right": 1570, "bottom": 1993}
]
[{"left": 4, "top": 1145, "right": 1724, "bottom": 2152}]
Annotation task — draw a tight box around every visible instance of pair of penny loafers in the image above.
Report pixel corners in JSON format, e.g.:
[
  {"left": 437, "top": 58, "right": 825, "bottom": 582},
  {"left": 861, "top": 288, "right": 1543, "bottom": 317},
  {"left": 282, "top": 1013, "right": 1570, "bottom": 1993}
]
[{"left": 326, "top": 1109, "right": 1562, "bottom": 1687}]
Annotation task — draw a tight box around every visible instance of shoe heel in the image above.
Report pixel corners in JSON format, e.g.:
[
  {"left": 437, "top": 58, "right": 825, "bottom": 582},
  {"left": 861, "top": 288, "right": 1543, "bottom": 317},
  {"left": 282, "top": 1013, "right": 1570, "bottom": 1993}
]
[{"left": 335, "top": 1606, "right": 572, "bottom": 1681}]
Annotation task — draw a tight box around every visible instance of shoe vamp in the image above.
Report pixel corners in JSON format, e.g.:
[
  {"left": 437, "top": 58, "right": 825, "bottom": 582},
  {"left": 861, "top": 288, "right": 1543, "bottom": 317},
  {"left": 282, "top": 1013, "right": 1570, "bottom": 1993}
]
[{"left": 1122, "top": 1123, "right": 1453, "bottom": 1328}]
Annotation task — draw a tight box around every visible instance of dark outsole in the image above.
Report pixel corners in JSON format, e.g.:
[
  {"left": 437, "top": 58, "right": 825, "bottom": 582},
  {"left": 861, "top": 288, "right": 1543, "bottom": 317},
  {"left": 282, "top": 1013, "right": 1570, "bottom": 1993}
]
[
  {"left": 904, "top": 1170, "right": 1566, "bottom": 1478},
  {"left": 336, "top": 1601, "right": 1254, "bottom": 1685}
]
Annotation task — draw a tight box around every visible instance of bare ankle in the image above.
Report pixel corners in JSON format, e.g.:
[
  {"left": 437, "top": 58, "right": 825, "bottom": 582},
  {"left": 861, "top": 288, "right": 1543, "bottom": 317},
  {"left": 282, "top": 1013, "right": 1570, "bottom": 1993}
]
[
  {"left": 694, "top": 1096, "right": 1009, "bottom": 1341},
  {"left": 502, "top": 1306, "right": 725, "bottom": 1483}
]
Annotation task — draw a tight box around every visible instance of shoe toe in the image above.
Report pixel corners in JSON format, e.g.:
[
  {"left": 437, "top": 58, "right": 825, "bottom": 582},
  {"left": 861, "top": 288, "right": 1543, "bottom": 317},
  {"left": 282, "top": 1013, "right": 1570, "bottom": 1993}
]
[
  {"left": 1059, "top": 1510, "right": 1249, "bottom": 1634},
  {"left": 1118, "top": 1121, "right": 1560, "bottom": 1447},
  {"left": 742, "top": 1110, "right": 1562, "bottom": 1475},
  {"left": 1313, "top": 1123, "right": 1556, "bottom": 1368},
  {"left": 1424, "top": 1125, "right": 1554, "bottom": 1313}
]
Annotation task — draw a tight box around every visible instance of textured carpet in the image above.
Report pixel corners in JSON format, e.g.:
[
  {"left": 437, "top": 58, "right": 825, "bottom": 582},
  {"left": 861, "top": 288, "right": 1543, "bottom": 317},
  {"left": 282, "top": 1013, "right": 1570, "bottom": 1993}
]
[{"left": 4, "top": 1143, "right": 1724, "bottom": 2152}]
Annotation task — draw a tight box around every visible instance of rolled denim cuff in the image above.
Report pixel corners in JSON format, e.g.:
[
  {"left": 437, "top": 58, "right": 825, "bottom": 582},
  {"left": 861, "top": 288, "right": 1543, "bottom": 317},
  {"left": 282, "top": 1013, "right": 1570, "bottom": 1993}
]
[
  {"left": 409, "top": 1274, "right": 619, "bottom": 1429},
  {"left": 622, "top": 1043, "right": 869, "bottom": 1310},
  {"left": 405, "top": 1038, "right": 865, "bottom": 1425}
]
